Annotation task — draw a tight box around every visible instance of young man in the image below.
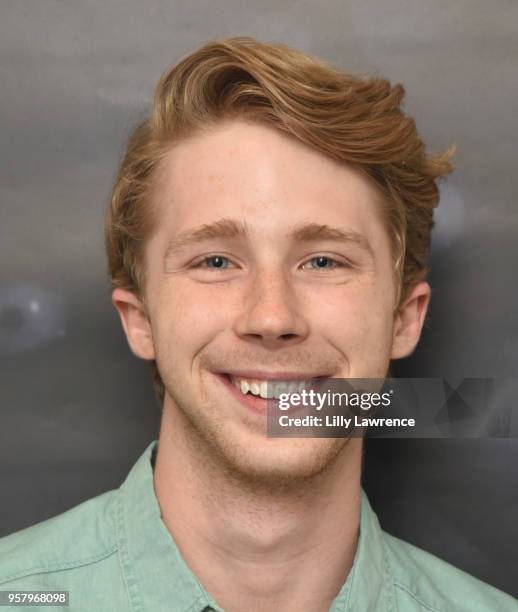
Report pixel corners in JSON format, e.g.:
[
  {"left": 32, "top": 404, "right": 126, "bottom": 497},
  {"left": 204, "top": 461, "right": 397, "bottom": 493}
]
[{"left": 1, "top": 37, "right": 516, "bottom": 611}]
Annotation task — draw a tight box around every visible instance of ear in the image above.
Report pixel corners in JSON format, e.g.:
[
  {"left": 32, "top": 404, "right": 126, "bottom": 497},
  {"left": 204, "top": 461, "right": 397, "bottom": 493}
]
[
  {"left": 111, "top": 288, "right": 155, "bottom": 360},
  {"left": 390, "top": 281, "right": 431, "bottom": 360}
]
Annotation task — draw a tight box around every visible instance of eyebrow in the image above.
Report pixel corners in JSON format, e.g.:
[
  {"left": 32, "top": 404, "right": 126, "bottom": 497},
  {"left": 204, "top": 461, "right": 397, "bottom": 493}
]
[
  {"left": 163, "top": 217, "right": 374, "bottom": 262},
  {"left": 293, "top": 223, "right": 374, "bottom": 258},
  {"left": 164, "top": 218, "right": 249, "bottom": 261}
]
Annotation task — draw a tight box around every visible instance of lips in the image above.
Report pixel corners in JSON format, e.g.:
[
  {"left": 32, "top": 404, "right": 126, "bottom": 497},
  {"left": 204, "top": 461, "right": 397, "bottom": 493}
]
[{"left": 214, "top": 372, "right": 325, "bottom": 416}]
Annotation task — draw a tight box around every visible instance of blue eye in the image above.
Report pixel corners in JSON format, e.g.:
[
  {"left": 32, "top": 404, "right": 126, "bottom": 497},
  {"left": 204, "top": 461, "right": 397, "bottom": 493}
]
[
  {"left": 193, "top": 255, "right": 231, "bottom": 269},
  {"left": 305, "top": 256, "right": 342, "bottom": 270}
]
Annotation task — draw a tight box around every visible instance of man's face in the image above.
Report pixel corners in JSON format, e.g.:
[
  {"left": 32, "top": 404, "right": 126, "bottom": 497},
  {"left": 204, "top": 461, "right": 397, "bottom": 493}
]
[{"left": 118, "top": 119, "right": 424, "bottom": 486}]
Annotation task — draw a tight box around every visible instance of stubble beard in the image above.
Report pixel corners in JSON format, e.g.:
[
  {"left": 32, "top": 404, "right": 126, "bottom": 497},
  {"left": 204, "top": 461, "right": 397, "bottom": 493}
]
[{"left": 166, "top": 383, "right": 353, "bottom": 498}]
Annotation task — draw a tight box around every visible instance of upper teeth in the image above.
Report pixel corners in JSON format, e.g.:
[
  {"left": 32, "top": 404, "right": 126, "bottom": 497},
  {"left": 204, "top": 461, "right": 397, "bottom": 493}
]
[{"left": 230, "top": 376, "right": 311, "bottom": 399}]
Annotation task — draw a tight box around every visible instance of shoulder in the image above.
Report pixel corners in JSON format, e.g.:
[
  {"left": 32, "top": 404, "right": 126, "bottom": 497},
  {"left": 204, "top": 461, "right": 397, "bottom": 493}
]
[
  {"left": 0, "top": 489, "right": 119, "bottom": 587},
  {"left": 382, "top": 530, "right": 518, "bottom": 611}
]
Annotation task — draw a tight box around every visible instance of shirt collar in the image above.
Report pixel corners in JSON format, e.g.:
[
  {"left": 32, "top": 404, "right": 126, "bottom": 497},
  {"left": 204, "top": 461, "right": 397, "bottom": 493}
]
[
  {"left": 116, "top": 439, "right": 395, "bottom": 612},
  {"left": 329, "top": 484, "right": 397, "bottom": 611},
  {"left": 116, "top": 440, "right": 219, "bottom": 612}
]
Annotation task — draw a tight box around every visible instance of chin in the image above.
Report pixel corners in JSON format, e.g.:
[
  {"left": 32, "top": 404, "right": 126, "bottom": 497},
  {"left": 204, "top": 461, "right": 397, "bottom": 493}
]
[{"left": 215, "top": 435, "right": 349, "bottom": 489}]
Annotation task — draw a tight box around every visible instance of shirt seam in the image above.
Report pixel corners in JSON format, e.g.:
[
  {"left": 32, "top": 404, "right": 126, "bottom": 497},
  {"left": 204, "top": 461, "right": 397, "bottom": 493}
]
[
  {"left": 334, "top": 553, "right": 356, "bottom": 610},
  {"left": 185, "top": 593, "right": 213, "bottom": 612},
  {"left": 0, "top": 546, "right": 118, "bottom": 585},
  {"left": 115, "top": 486, "right": 144, "bottom": 612},
  {"left": 393, "top": 580, "right": 443, "bottom": 612},
  {"left": 378, "top": 529, "right": 398, "bottom": 612}
]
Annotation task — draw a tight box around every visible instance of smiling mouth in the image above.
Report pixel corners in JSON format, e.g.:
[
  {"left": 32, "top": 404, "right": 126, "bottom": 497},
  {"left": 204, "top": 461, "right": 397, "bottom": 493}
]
[{"left": 220, "top": 373, "right": 326, "bottom": 400}]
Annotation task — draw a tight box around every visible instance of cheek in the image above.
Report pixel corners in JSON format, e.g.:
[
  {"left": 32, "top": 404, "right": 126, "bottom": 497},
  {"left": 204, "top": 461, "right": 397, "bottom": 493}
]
[
  {"left": 313, "top": 280, "right": 394, "bottom": 361},
  {"left": 152, "top": 283, "right": 231, "bottom": 361}
]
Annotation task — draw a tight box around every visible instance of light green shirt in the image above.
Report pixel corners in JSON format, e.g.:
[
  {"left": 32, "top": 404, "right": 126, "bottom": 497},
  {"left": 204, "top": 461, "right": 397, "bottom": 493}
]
[{"left": 1, "top": 440, "right": 516, "bottom": 611}]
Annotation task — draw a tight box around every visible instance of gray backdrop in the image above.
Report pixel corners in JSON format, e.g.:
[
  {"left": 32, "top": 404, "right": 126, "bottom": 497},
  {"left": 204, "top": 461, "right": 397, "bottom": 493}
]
[{"left": 1, "top": 0, "right": 517, "bottom": 600}]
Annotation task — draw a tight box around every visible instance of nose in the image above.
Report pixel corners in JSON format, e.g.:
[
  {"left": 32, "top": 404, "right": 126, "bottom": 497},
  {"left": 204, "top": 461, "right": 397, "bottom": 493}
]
[{"left": 232, "top": 267, "right": 310, "bottom": 349}]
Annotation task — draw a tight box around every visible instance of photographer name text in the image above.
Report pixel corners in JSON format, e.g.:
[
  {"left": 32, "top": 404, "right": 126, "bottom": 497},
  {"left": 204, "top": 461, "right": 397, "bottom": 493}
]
[{"left": 278, "top": 415, "right": 415, "bottom": 428}]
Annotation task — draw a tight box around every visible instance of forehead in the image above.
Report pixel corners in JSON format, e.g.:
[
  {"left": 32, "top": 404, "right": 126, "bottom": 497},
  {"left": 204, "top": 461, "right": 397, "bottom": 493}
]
[{"left": 153, "top": 119, "right": 389, "bottom": 250}]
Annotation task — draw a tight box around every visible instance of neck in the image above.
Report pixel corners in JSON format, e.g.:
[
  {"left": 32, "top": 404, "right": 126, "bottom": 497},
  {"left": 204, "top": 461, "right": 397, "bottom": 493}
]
[{"left": 154, "top": 403, "right": 363, "bottom": 612}]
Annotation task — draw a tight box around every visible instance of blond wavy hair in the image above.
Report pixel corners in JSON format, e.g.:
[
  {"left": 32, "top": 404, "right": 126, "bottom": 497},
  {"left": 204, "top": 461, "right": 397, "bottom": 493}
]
[{"left": 105, "top": 36, "right": 456, "bottom": 406}]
